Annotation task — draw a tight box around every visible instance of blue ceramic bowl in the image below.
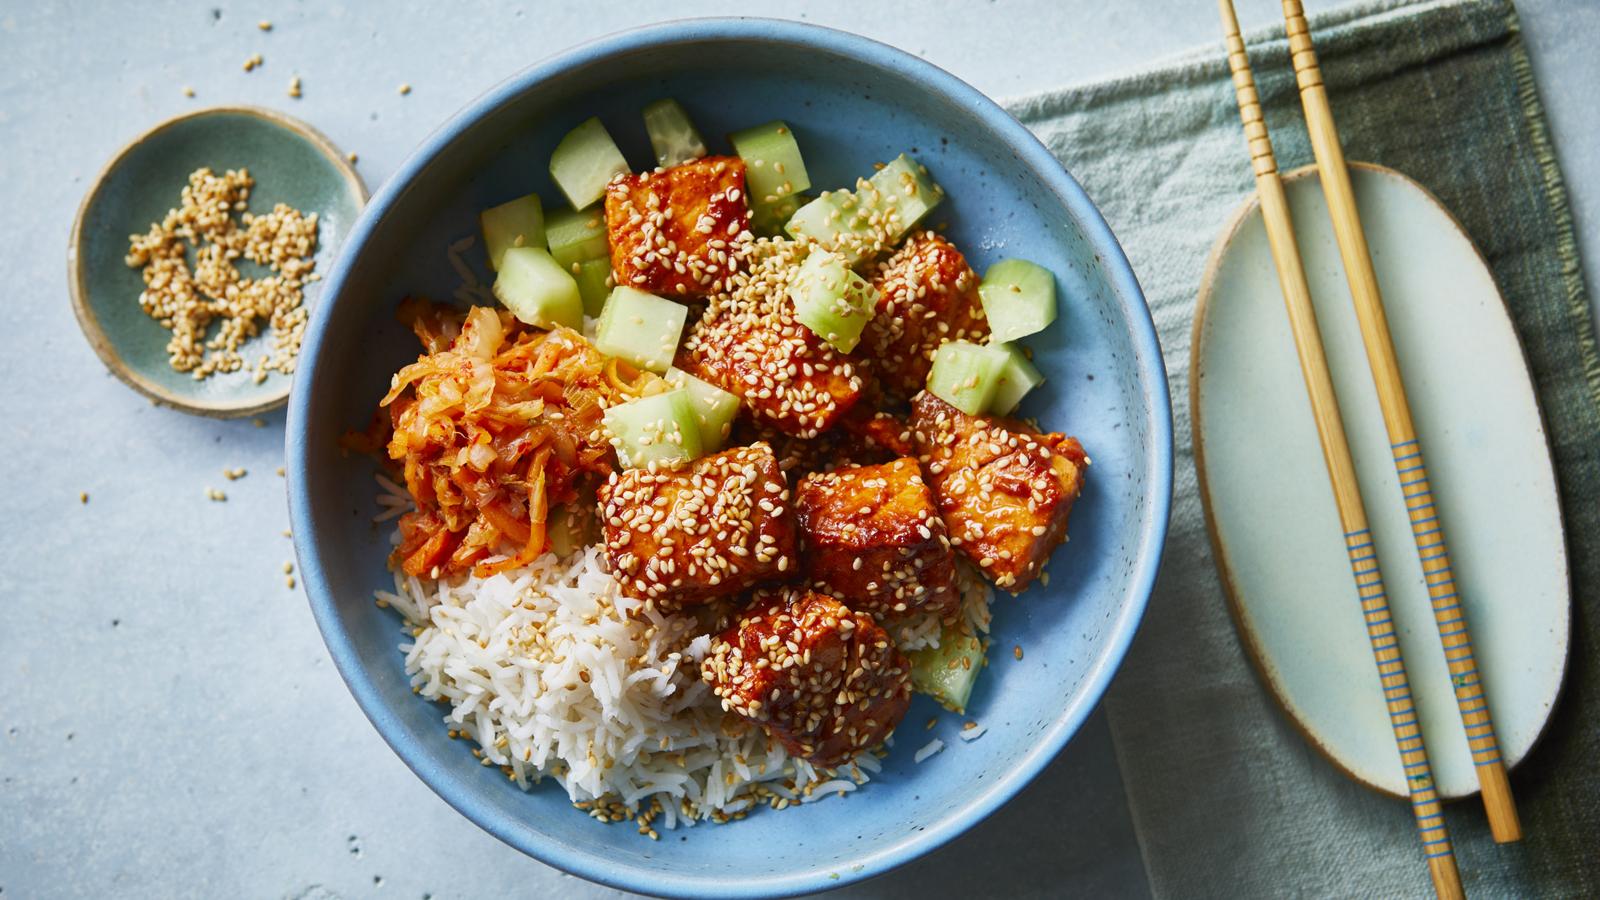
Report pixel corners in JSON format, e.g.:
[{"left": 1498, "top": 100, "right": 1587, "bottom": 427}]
[{"left": 288, "top": 19, "right": 1171, "bottom": 898}]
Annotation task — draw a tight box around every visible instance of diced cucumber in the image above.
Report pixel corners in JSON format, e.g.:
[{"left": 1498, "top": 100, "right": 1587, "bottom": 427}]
[
  {"left": 926, "top": 340, "right": 1008, "bottom": 415},
  {"left": 861, "top": 154, "right": 944, "bottom": 245},
  {"left": 602, "top": 390, "right": 703, "bottom": 468},
  {"left": 909, "top": 623, "right": 986, "bottom": 713},
  {"left": 750, "top": 192, "right": 806, "bottom": 238},
  {"left": 666, "top": 367, "right": 741, "bottom": 452},
  {"left": 643, "top": 99, "right": 708, "bottom": 169},
  {"left": 545, "top": 207, "right": 610, "bottom": 270},
  {"left": 549, "top": 117, "right": 630, "bottom": 210},
  {"left": 784, "top": 191, "right": 876, "bottom": 267},
  {"left": 593, "top": 286, "right": 687, "bottom": 374},
  {"left": 979, "top": 258, "right": 1057, "bottom": 343},
  {"left": 989, "top": 342, "right": 1046, "bottom": 415},
  {"left": 573, "top": 257, "right": 613, "bottom": 318},
  {"left": 729, "top": 120, "right": 811, "bottom": 204},
  {"left": 479, "top": 193, "right": 545, "bottom": 272},
  {"left": 787, "top": 249, "right": 878, "bottom": 353},
  {"left": 491, "top": 247, "right": 583, "bottom": 330}
]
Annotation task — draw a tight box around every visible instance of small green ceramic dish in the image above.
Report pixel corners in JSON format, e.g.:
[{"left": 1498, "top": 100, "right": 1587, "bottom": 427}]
[{"left": 69, "top": 106, "right": 366, "bottom": 417}]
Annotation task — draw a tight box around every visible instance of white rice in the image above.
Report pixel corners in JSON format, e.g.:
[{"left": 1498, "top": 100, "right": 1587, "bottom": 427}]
[
  {"left": 375, "top": 470, "right": 874, "bottom": 823},
  {"left": 913, "top": 738, "right": 945, "bottom": 763},
  {"left": 370, "top": 476, "right": 994, "bottom": 828},
  {"left": 958, "top": 723, "right": 987, "bottom": 742}
]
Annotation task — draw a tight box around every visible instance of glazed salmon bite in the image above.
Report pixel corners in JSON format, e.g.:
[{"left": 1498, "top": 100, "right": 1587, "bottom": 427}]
[
  {"left": 909, "top": 391, "right": 1087, "bottom": 593},
  {"left": 795, "top": 457, "right": 959, "bottom": 625},
  {"left": 604, "top": 155, "right": 751, "bottom": 300},
  {"left": 598, "top": 442, "right": 797, "bottom": 608},
  {"left": 701, "top": 588, "right": 912, "bottom": 768}
]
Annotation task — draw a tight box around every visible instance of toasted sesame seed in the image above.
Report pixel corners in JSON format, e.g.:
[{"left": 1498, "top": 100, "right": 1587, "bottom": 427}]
[{"left": 125, "top": 167, "right": 317, "bottom": 380}]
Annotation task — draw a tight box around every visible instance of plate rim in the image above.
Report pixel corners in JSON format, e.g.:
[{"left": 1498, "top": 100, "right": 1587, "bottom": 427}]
[
  {"left": 67, "top": 104, "right": 367, "bottom": 418},
  {"left": 1190, "top": 160, "right": 1571, "bottom": 800}
]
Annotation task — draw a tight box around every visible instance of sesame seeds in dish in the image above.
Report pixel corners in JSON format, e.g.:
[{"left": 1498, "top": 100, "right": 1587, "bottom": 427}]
[
  {"left": 126, "top": 167, "right": 318, "bottom": 382},
  {"left": 350, "top": 107, "right": 1089, "bottom": 833}
]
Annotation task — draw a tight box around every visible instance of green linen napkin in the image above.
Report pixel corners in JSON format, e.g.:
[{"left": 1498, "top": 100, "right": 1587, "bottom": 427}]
[{"left": 1003, "top": 0, "right": 1599, "bottom": 895}]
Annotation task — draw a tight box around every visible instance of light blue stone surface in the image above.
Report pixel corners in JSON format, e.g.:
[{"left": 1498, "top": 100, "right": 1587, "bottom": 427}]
[{"left": 1, "top": 1, "right": 1592, "bottom": 898}]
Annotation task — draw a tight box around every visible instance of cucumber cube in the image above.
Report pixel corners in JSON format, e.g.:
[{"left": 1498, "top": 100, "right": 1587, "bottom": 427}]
[
  {"left": 787, "top": 250, "right": 878, "bottom": 353},
  {"left": 593, "top": 286, "right": 687, "bottom": 373},
  {"left": 491, "top": 247, "right": 583, "bottom": 330},
  {"left": 784, "top": 191, "right": 876, "bottom": 267},
  {"left": 979, "top": 258, "right": 1057, "bottom": 343},
  {"left": 545, "top": 207, "right": 609, "bottom": 270},
  {"left": 862, "top": 154, "right": 944, "bottom": 244},
  {"left": 549, "top": 117, "right": 630, "bottom": 210},
  {"left": 926, "top": 340, "right": 1008, "bottom": 415},
  {"left": 729, "top": 120, "right": 811, "bottom": 203},
  {"left": 989, "top": 342, "right": 1046, "bottom": 415},
  {"left": 643, "top": 99, "right": 708, "bottom": 169},
  {"left": 479, "top": 193, "right": 545, "bottom": 272},
  {"left": 573, "top": 257, "right": 613, "bottom": 318},
  {"left": 909, "top": 623, "right": 986, "bottom": 713},
  {"left": 750, "top": 192, "right": 806, "bottom": 238},
  {"left": 602, "top": 390, "right": 703, "bottom": 469},
  {"left": 666, "top": 367, "right": 741, "bottom": 452}
]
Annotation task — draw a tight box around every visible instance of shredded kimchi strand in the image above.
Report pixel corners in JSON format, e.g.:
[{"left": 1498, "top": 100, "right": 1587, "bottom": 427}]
[{"left": 371, "top": 302, "right": 629, "bottom": 578}]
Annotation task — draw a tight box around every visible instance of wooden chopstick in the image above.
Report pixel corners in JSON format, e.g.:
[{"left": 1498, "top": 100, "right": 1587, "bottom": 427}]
[
  {"left": 1216, "top": 3, "right": 1465, "bottom": 897},
  {"left": 1280, "top": 0, "right": 1522, "bottom": 844}
]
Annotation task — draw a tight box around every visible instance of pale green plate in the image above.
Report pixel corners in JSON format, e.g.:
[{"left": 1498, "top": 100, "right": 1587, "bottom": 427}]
[
  {"left": 1193, "top": 162, "right": 1569, "bottom": 799},
  {"left": 69, "top": 106, "right": 365, "bottom": 417}
]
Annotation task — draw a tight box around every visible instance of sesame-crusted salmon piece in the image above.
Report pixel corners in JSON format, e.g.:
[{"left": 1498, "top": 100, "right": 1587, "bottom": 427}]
[
  {"left": 678, "top": 240, "right": 865, "bottom": 438},
  {"left": 796, "top": 458, "right": 959, "bottom": 625},
  {"left": 604, "top": 156, "right": 751, "bottom": 301},
  {"left": 908, "top": 391, "right": 1087, "bottom": 593},
  {"left": 598, "top": 443, "right": 797, "bottom": 609},
  {"left": 701, "top": 588, "right": 912, "bottom": 767},
  {"left": 862, "top": 231, "right": 988, "bottom": 400}
]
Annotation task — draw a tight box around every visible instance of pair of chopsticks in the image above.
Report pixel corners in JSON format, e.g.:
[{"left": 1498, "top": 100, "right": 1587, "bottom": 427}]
[{"left": 1215, "top": 2, "right": 1523, "bottom": 897}]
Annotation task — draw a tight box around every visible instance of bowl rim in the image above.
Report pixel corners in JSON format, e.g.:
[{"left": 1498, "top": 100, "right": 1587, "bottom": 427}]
[
  {"left": 288, "top": 17, "right": 1172, "bottom": 898},
  {"left": 68, "top": 104, "right": 367, "bottom": 418}
]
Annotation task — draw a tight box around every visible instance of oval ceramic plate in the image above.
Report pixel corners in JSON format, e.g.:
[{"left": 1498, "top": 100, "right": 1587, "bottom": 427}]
[
  {"left": 70, "top": 106, "right": 366, "bottom": 417},
  {"left": 1193, "top": 162, "right": 1568, "bottom": 799}
]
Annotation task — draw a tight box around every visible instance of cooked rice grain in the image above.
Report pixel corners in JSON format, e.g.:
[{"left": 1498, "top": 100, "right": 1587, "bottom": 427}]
[{"left": 380, "top": 542, "right": 868, "bottom": 824}]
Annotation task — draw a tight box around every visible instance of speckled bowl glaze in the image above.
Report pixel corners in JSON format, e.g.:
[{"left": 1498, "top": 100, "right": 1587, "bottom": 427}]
[
  {"left": 70, "top": 106, "right": 366, "bottom": 417},
  {"left": 288, "top": 19, "right": 1170, "bottom": 898}
]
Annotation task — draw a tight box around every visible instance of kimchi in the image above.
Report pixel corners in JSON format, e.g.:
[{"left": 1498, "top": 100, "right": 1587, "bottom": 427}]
[{"left": 367, "top": 299, "right": 647, "bottom": 578}]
